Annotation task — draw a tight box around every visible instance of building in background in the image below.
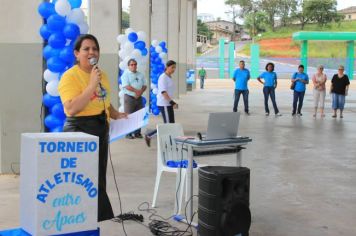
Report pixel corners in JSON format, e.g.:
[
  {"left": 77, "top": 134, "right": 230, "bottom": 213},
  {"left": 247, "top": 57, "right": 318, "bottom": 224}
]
[
  {"left": 338, "top": 6, "right": 356, "bottom": 21},
  {"left": 205, "top": 20, "right": 243, "bottom": 44}
]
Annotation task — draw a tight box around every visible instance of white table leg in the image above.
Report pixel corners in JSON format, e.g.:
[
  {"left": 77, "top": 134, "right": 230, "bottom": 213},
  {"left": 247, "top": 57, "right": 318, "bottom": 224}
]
[{"left": 186, "top": 145, "right": 193, "bottom": 221}]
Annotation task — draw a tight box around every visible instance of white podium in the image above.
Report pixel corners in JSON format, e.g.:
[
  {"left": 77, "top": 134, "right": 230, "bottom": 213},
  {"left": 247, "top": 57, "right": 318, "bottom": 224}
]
[{"left": 20, "top": 132, "right": 100, "bottom": 236}]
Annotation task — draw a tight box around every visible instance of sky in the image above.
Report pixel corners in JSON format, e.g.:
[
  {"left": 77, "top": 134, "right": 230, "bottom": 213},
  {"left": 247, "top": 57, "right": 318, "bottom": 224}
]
[{"left": 197, "top": 0, "right": 355, "bottom": 21}]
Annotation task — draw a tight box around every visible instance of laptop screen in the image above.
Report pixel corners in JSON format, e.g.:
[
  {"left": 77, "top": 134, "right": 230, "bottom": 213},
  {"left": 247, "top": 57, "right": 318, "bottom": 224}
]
[{"left": 205, "top": 112, "right": 240, "bottom": 140}]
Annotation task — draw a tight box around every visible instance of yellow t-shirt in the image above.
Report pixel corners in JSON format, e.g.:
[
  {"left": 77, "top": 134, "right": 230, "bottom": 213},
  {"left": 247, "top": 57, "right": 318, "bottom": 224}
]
[{"left": 58, "top": 65, "right": 111, "bottom": 119}]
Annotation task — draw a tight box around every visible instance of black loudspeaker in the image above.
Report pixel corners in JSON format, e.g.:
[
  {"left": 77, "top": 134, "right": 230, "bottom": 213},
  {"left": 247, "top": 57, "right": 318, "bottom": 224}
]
[{"left": 198, "top": 166, "right": 251, "bottom": 236}]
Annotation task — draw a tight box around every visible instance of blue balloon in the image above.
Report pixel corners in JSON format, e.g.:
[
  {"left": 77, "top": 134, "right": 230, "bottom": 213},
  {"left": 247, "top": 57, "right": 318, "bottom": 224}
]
[
  {"left": 150, "top": 46, "right": 155, "bottom": 52},
  {"left": 43, "top": 94, "right": 61, "bottom": 108},
  {"left": 50, "top": 126, "right": 64, "bottom": 132},
  {"left": 141, "top": 48, "right": 148, "bottom": 56},
  {"left": 68, "top": 0, "right": 82, "bottom": 8},
  {"left": 47, "top": 57, "right": 67, "bottom": 73},
  {"left": 43, "top": 45, "right": 61, "bottom": 60},
  {"left": 59, "top": 46, "right": 75, "bottom": 64},
  {"left": 152, "top": 108, "right": 160, "bottom": 116},
  {"left": 39, "top": 24, "right": 52, "bottom": 40},
  {"left": 48, "top": 32, "right": 66, "bottom": 48},
  {"left": 141, "top": 97, "right": 147, "bottom": 106},
  {"left": 63, "top": 23, "right": 80, "bottom": 40},
  {"left": 159, "top": 41, "right": 166, "bottom": 48},
  {"left": 134, "top": 41, "right": 146, "bottom": 50},
  {"left": 151, "top": 52, "right": 158, "bottom": 58},
  {"left": 51, "top": 103, "right": 66, "bottom": 120},
  {"left": 128, "top": 32, "right": 138, "bottom": 42},
  {"left": 45, "top": 115, "right": 63, "bottom": 130},
  {"left": 154, "top": 57, "right": 162, "bottom": 64},
  {"left": 47, "top": 14, "right": 66, "bottom": 32},
  {"left": 151, "top": 97, "right": 157, "bottom": 104},
  {"left": 162, "top": 47, "right": 168, "bottom": 53},
  {"left": 38, "top": 2, "right": 55, "bottom": 19}
]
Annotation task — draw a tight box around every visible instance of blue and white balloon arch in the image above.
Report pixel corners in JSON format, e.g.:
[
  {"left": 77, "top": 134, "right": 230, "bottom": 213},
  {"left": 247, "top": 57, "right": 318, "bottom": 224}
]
[{"left": 38, "top": 0, "right": 88, "bottom": 132}]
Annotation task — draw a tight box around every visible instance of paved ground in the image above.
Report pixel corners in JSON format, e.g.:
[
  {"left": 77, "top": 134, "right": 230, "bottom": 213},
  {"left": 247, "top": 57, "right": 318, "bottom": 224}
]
[{"left": 1, "top": 79, "right": 356, "bottom": 236}]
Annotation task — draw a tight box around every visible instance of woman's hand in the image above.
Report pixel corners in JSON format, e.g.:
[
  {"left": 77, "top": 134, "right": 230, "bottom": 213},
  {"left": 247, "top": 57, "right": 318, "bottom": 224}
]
[
  {"left": 89, "top": 65, "right": 101, "bottom": 89},
  {"left": 116, "top": 112, "right": 128, "bottom": 119},
  {"left": 173, "top": 104, "right": 178, "bottom": 109}
]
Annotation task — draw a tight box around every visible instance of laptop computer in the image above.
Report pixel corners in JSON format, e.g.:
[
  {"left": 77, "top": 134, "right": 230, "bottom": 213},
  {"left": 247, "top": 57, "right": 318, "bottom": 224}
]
[{"left": 203, "top": 112, "right": 240, "bottom": 140}]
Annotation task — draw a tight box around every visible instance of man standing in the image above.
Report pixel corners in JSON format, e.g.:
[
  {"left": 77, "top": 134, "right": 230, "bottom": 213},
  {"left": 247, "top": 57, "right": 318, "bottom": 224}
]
[
  {"left": 198, "top": 67, "right": 207, "bottom": 89},
  {"left": 232, "top": 60, "right": 250, "bottom": 115},
  {"left": 121, "top": 59, "right": 147, "bottom": 139},
  {"left": 291, "top": 64, "right": 309, "bottom": 116}
]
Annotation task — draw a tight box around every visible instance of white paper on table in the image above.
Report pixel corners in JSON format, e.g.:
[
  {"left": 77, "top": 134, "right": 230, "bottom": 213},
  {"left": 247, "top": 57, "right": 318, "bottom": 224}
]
[{"left": 109, "top": 107, "right": 149, "bottom": 142}]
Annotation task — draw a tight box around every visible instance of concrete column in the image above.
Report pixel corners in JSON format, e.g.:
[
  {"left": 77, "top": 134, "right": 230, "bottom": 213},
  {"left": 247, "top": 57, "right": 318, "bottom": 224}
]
[
  {"left": 347, "top": 40, "right": 354, "bottom": 80},
  {"left": 129, "top": 0, "right": 151, "bottom": 96},
  {"left": 186, "top": 0, "right": 193, "bottom": 71},
  {"left": 89, "top": 0, "right": 121, "bottom": 108},
  {"left": 167, "top": 0, "right": 180, "bottom": 98},
  {"left": 192, "top": 0, "right": 197, "bottom": 89},
  {"left": 151, "top": 0, "right": 168, "bottom": 42},
  {"left": 301, "top": 40, "right": 308, "bottom": 73},
  {"left": 0, "top": 0, "right": 43, "bottom": 173},
  {"left": 178, "top": 0, "right": 188, "bottom": 95}
]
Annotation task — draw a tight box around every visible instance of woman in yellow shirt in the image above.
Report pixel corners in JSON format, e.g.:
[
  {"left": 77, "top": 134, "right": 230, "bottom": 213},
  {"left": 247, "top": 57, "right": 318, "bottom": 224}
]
[{"left": 58, "top": 34, "right": 127, "bottom": 222}]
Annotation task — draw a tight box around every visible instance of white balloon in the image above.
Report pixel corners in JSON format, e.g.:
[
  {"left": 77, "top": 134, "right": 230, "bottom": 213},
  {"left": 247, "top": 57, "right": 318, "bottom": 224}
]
[
  {"left": 155, "top": 46, "right": 163, "bottom": 53},
  {"left": 152, "top": 88, "right": 158, "bottom": 94},
  {"left": 55, "top": 0, "right": 71, "bottom": 17},
  {"left": 159, "top": 52, "right": 167, "bottom": 59},
  {"left": 119, "top": 61, "right": 126, "bottom": 70},
  {"left": 66, "top": 8, "right": 85, "bottom": 25},
  {"left": 46, "top": 80, "right": 59, "bottom": 96},
  {"left": 150, "top": 83, "right": 157, "bottom": 89},
  {"left": 118, "top": 50, "right": 126, "bottom": 59},
  {"left": 131, "top": 49, "right": 141, "bottom": 59},
  {"left": 125, "top": 28, "right": 134, "bottom": 35},
  {"left": 118, "top": 106, "right": 124, "bottom": 113},
  {"left": 43, "top": 69, "right": 59, "bottom": 83},
  {"left": 119, "top": 84, "right": 123, "bottom": 89},
  {"left": 116, "top": 34, "right": 127, "bottom": 44},
  {"left": 78, "top": 22, "right": 89, "bottom": 34},
  {"left": 119, "top": 90, "right": 125, "bottom": 98},
  {"left": 151, "top": 40, "right": 159, "bottom": 47},
  {"left": 137, "top": 31, "right": 146, "bottom": 41},
  {"left": 124, "top": 42, "right": 134, "bottom": 53}
]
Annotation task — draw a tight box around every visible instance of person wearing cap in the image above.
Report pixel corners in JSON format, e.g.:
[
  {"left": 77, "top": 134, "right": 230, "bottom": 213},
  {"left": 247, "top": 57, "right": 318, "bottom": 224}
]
[{"left": 312, "top": 65, "right": 327, "bottom": 117}]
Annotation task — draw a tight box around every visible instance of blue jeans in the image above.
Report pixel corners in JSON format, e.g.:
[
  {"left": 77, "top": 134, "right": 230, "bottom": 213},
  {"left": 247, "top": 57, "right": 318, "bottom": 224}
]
[
  {"left": 332, "top": 93, "right": 346, "bottom": 110},
  {"left": 263, "top": 87, "right": 279, "bottom": 114},
  {"left": 233, "top": 89, "right": 249, "bottom": 113},
  {"left": 293, "top": 91, "right": 305, "bottom": 114},
  {"left": 200, "top": 76, "right": 205, "bottom": 89}
]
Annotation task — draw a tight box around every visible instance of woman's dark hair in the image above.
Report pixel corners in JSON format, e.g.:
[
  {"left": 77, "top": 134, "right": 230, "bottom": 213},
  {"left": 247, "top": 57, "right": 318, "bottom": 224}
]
[
  {"left": 74, "top": 34, "right": 100, "bottom": 52},
  {"left": 265, "top": 62, "right": 275, "bottom": 71},
  {"left": 127, "top": 58, "right": 137, "bottom": 66},
  {"left": 166, "top": 60, "right": 176, "bottom": 69},
  {"left": 298, "top": 64, "right": 304, "bottom": 69}
]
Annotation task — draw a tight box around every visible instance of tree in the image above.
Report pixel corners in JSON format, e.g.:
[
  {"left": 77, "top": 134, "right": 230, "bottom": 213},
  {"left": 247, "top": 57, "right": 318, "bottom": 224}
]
[
  {"left": 304, "top": 0, "right": 342, "bottom": 27},
  {"left": 278, "top": 0, "right": 298, "bottom": 27},
  {"left": 197, "top": 19, "right": 213, "bottom": 40},
  {"left": 292, "top": 0, "right": 310, "bottom": 29},
  {"left": 260, "top": 0, "right": 281, "bottom": 31},
  {"left": 225, "top": 0, "right": 240, "bottom": 39},
  {"left": 244, "top": 11, "right": 268, "bottom": 36}
]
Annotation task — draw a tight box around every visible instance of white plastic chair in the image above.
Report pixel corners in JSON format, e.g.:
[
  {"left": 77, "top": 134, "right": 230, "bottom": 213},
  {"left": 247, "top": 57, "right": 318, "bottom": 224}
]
[{"left": 152, "top": 123, "right": 191, "bottom": 215}]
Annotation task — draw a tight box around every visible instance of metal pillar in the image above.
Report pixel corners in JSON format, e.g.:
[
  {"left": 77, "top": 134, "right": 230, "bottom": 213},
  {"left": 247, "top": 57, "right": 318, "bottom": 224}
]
[
  {"left": 301, "top": 40, "right": 308, "bottom": 73},
  {"left": 228, "top": 42, "right": 235, "bottom": 78},
  {"left": 347, "top": 40, "right": 354, "bottom": 80},
  {"left": 219, "top": 38, "right": 225, "bottom": 79}
]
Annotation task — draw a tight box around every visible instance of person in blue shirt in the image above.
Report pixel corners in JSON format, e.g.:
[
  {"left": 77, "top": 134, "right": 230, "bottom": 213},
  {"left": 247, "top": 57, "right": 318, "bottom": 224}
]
[
  {"left": 121, "top": 59, "right": 147, "bottom": 138},
  {"left": 232, "top": 60, "right": 250, "bottom": 114},
  {"left": 291, "top": 65, "right": 309, "bottom": 116},
  {"left": 257, "top": 62, "right": 282, "bottom": 116}
]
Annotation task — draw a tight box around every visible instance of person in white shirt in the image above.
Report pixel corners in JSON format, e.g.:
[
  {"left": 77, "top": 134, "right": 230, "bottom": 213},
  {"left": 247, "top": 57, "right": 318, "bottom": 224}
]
[
  {"left": 121, "top": 59, "right": 147, "bottom": 138},
  {"left": 145, "top": 60, "right": 178, "bottom": 147}
]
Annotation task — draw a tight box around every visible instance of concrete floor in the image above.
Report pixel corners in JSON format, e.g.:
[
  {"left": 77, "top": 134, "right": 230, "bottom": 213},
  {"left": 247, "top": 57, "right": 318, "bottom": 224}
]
[{"left": 1, "top": 79, "right": 356, "bottom": 236}]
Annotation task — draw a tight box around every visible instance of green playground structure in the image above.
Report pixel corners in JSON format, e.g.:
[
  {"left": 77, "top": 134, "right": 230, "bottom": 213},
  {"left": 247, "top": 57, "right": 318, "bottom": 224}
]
[{"left": 293, "top": 31, "right": 356, "bottom": 79}]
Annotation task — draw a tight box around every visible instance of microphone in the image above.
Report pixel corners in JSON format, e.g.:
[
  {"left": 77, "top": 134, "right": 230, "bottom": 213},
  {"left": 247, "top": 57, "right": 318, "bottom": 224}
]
[
  {"left": 89, "top": 57, "right": 98, "bottom": 66},
  {"left": 89, "top": 57, "right": 104, "bottom": 90}
]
